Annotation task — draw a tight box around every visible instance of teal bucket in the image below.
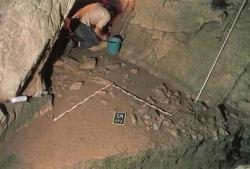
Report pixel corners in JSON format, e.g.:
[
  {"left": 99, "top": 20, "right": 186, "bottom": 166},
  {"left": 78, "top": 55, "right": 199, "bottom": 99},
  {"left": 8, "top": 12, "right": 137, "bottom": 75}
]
[{"left": 107, "top": 37, "right": 122, "bottom": 54}]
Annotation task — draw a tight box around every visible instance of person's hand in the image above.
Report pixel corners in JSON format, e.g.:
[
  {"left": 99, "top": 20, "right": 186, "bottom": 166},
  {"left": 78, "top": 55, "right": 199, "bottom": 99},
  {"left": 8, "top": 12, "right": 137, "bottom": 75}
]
[{"left": 102, "top": 34, "right": 108, "bottom": 41}]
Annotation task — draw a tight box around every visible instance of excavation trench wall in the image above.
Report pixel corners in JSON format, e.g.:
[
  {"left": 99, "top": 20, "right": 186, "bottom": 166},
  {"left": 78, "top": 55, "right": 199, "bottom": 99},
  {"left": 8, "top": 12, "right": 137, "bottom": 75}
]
[
  {"left": 120, "top": 0, "right": 250, "bottom": 112},
  {"left": 0, "top": 0, "right": 76, "bottom": 99}
]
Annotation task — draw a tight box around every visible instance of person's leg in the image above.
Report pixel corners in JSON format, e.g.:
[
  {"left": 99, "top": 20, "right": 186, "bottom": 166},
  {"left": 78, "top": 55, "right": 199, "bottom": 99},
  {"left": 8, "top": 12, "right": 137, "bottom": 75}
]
[{"left": 74, "top": 23, "right": 100, "bottom": 48}]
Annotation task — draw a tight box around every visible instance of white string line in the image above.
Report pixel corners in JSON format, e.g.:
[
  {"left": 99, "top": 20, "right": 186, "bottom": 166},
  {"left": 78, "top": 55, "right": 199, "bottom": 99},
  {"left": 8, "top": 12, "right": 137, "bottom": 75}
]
[
  {"left": 53, "top": 79, "right": 173, "bottom": 122},
  {"left": 195, "top": 0, "right": 248, "bottom": 102},
  {"left": 111, "top": 83, "right": 173, "bottom": 116},
  {"left": 52, "top": 82, "right": 114, "bottom": 122}
]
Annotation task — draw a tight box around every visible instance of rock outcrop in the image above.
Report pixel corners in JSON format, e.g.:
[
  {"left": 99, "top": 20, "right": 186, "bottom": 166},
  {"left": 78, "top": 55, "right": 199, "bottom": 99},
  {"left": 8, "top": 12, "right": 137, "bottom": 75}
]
[
  {"left": 120, "top": 0, "right": 250, "bottom": 112},
  {"left": 0, "top": 0, "right": 75, "bottom": 99}
]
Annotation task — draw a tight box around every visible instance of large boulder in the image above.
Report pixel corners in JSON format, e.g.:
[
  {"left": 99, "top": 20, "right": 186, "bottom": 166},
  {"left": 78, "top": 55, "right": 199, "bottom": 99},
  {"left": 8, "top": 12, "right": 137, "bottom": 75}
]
[
  {"left": 0, "top": 0, "right": 75, "bottom": 99},
  {"left": 120, "top": 0, "right": 250, "bottom": 111}
]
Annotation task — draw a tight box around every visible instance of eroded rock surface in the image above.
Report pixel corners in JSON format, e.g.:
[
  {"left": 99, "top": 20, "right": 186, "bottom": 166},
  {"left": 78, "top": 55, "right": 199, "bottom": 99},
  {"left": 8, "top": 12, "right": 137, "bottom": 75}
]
[
  {"left": 120, "top": 0, "right": 250, "bottom": 112},
  {"left": 0, "top": 0, "right": 75, "bottom": 99}
]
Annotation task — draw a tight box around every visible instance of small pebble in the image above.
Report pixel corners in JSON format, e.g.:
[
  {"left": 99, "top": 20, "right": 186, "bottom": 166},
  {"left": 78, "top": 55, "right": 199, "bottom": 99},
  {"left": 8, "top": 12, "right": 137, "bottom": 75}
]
[
  {"left": 69, "top": 81, "right": 84, "bottom": 90},
  {"left": 152, "top": 123, "right": 160, "bottom": 131},
  {"left": 98, "top": 90, "right": 107, "bottom": 96},
  {"left": 54, "top": 60, "right": 64, "bottom": 66},
  {"left": 120, "top": 62, "right": 127, "bottom": 67},
  {"left": 100, "top": 99, "right": 109, "bottom": 105},
  {"left": 130, "top": 68, "right": 139, "bottom": 75},
  {"left": 130, "top": 114, "right": 137, "bottom": 125},
  {"left": 109, "top": 91, "right": 116, "bottom": 98},
  {"left": 144, "top": 119, "right": 153, "bottom": 126},
  {"left": 168, "top": 129, "right": 179, "bottom": 137},
  {"left": 138, "top": 107, "right": 147, "bottom": 114},
  {"left": 143, "top": 114, "right": 152, "bottom": 120}
]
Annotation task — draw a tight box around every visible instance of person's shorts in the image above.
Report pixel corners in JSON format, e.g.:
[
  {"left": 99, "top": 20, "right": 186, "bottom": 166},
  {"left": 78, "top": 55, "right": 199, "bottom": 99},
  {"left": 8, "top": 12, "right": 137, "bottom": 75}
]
[{"left": 73, "top": 23, "right": 99, "bottom": 48}]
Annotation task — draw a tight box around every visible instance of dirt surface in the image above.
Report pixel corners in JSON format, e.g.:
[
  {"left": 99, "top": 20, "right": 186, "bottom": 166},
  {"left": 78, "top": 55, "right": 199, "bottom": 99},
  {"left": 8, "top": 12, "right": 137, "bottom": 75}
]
[
  {"left": 1, "top": 44, "right": 250, "bottom": 169},
  {"left": 0, "top": 46, "right": 191, "bottom": 169}
]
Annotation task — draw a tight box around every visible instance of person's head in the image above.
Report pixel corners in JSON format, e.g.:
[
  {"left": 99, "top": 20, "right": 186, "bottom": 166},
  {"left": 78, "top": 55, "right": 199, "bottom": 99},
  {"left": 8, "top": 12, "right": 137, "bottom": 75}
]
[
  {"left": 106, "top": 4, "right": 118, "bottom": 18},
  {"left": 69, "top": 18, "right": 81, "bottom": 33}
]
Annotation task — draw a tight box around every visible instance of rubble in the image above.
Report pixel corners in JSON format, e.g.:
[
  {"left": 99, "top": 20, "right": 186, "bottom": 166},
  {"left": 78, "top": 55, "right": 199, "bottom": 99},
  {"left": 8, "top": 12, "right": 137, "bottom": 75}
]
[
  {"left": 62, "top": 57, "right": 80, "bottom": 72},
  {"left": 80, "top": 58, "right": 97, "bottom": 70},
  {"left": 69, "top": 81, "right": 84, "bottom": 90},
  {"left": 130, "top": 114, "right": 137, "bottom": 125},
  {"left": 130, "top": 68, "right": 139, "bottom": 75}
]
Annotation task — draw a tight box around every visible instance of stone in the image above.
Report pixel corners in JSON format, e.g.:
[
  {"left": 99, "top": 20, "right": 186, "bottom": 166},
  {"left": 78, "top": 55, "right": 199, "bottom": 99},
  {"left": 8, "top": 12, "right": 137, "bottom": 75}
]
[
  {"left": 152, "top": 123, "right": 160, "bottom": 131},
  {"left": 162, "top": 120, "right": 171, "bottom": 128},
  {"left": 80, "top": 58, "right": 97, "bottom": 70},
  {"left": 168, "top": 128, "right": 179, "bottom": 138},
  {"left": 54, "top": 60, "right": 64, "bottom": 66},
  {"left": 89, "top": 76, "right": 112, "bottom": 86},
  {"left": 138, "top": 107, "right": 148, "bottom": 114},
  {"left": 130, "top": 68, "right": 139, "bottom": 74},
  {"left": 143, "top": 114, "right": 151, "bottom": 120},
  {"left": 144, "top": 119, "right": 153, "bottom": 126},
  {"left": 168, "top": 104, "right": 178, "bottom": 113},
  {"left": 146, "top": 96, "right": 156, "bottom": 104},
  {"left": 156, "top": 115, "right": 165, "bottom": 125},
  {"left": 100, "top": 99, "right": 109, "bottom": 105},
  {"left": 109, "top": 91, "right": 116, "bottom": 98},
  {"left": 120, "top": 62, "right": 127, "bottom": 67},
  {"left": 130, "top": 114, "right": 137, "bottom": 125},
  {"left": 105, "top": 64, "right": 120, "bottom": 71},
  {"left": 69, "top": 82, "right": 84, "bottom": 90},
  {"left": 63, "top": 57, "right": 80, "bottom": 72},
  {"left": 98, "top": 90, "right": 107, "bottom": 96}
]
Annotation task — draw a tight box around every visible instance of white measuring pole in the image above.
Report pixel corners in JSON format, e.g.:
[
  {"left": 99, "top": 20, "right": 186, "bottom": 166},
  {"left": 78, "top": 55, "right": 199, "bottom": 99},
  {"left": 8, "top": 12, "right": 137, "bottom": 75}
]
[{"left": 195, "top": 0, "right": 248, "bottom": 102}]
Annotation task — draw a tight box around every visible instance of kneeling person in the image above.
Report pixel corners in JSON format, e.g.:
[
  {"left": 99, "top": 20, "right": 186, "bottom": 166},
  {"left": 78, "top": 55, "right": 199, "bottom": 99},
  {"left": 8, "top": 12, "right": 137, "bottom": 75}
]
[{"left": 69, "top": 3, "right": 114, "bottom": 51}]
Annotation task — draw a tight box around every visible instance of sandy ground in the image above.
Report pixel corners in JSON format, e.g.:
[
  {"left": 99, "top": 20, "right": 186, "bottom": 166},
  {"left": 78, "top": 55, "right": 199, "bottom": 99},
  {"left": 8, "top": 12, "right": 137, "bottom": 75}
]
[{"left": 0, "top": 47, "right": 183, "bottom": 169}]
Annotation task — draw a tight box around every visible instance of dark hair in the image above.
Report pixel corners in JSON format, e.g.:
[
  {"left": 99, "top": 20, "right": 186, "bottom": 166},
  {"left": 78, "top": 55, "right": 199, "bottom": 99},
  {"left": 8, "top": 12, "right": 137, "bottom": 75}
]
[
  {"left": 70, "top": 18, "right": 81, "bottom": 32},
  {"left": 106, "top": 5, "right": 118, "bottom": 17}
]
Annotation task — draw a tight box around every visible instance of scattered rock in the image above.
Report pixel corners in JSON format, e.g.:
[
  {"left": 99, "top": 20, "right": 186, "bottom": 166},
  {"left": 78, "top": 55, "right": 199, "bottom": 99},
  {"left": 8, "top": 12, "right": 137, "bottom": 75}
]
[
  {"left": 69, "top": 81, "right": 84, "bottom": 90},
  {"left": 156, "top": 115, "right": 165, "bottom": 125},
  {"left": 130, "top": 68, "right": 139, "bottom": 75},
  {"left": 56, "top": 92, "right": 63, "bottom": 98},
  {"left": 62, "top": 57, "right": 80, "bottom": 72},
  {"left": 152, "top": 123, "right": 160, "bottom": 131},
  {"left": 174, "top": 91, "right": 181, "bottom": 97},
  {"left": 143, "top": 114, "right": 152, "bottom": 120},
  {"left": 153, "top": 88, "right": 165, "bottom": 97},
  {"left": 168, "top": 104, "right": 178, "bottom": 113},
  {"left": 89, "top": 76, "right": 112, "bottom": 85},
  {"left": 54, "top": 59, "right": 64, "bottom": 66},
  {"left": 100, "top": 99, "right": 109, "bottom": 105},
  {"left": 105, "top": 64, "right": 120, "bottom": 71},
  {"left": 130, "top": 114, "right": 137, "bottom": 125},
  {"left": 144, "top": 119, "right": 153, "bottom": 126},
  {"left": 162, "top": 120, "right": 172, "bottom": 128},
  {"left": 146, "top": 96, "right": 156, "bottom": 104},
  {"left": 80, "top": 58, "right": 97, "bottom": 70},
  {"left": 98, "top": 90, "right": 107, "bottom": 96},
  {"left": 109, "top": 91, "right": 116, "bottom": 98},
  {"left": 168, "top": 128, "right": 179, "bottom": 138},
  {"left": 120, "top": 62, "right": 127, "bottom": 67},
  {"left": 212, "top": 130, "right": 219, "bottom": 141},
  {"left": 164, "top": 97, "right": 171, "bottom": 104}
]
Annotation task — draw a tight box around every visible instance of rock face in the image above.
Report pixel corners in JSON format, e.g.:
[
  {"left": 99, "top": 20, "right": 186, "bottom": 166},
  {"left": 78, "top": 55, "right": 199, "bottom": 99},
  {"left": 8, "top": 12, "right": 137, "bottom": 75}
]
[
  {"left": 120, "top": 0, "right": 250, "bottom": 112},
  {"left": 0, "top": 0, "right": 75, "bottom": 99}
]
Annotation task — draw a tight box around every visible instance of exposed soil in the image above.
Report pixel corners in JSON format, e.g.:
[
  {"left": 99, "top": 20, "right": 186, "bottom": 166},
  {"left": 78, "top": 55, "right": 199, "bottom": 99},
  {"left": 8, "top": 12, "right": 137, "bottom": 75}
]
[{"left": 0, "top": 46, "right": 190, "bottom": 169}]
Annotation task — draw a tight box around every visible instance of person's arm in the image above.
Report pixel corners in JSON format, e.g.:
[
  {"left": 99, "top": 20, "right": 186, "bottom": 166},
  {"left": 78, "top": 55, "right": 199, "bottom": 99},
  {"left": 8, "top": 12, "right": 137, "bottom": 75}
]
[{"left": 94, "top": 26, "right": 107, "bottom": 41}]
